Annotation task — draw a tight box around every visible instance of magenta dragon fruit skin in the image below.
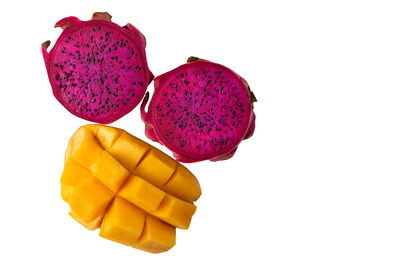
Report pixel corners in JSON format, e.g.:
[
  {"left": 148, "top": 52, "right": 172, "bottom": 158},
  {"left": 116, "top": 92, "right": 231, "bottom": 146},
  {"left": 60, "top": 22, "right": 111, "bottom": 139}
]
[
  {"left": 141, "top": 57, "right": 256, "bottom": 163},
  {"left": 42, "top": 12, "right": 153, "bottom": 124}
]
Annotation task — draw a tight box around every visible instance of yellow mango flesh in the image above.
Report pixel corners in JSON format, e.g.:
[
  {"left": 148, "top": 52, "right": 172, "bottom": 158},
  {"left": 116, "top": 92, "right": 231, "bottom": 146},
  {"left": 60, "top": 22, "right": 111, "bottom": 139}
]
[
  {"left": 60, "top": 160, "right": 92, "bottom": 202},
  {"left": 134, "top": 148, "right": 177, "bottom": 187},
  {"left": 118, "top": 175, "right": 166, "bottom": 213},
  {"left": 99, "top": 197, "right": 146, "bottom": 246},
  {"left": 109, "top": 132, "right": 150, "bottom": 172},
  {"left": 69, "top": 129, "right": 103, "bottom": 168},
  {"left": 133, "top": 215, "right": 176, "bottom": 253},
  {"left": 69, "top": 210, "right": 103, "bottom": 230},
  {"left": 89, "top": 150, "right": 129, "bottom": 192},
  {"left": 68, "top": 177, "right": 114, "bottom": 223},
  {"left": 153, "top": 194, "right": 197, "bottom": 230},
  {"left": 94, "top": 125, "right": 121, "bottom": 149},
  {"left": 163, "top": 164, "right": 201, "bottom": 202},
  {"left": 61, "top": 124, "right": 201, "bottom": 253}
]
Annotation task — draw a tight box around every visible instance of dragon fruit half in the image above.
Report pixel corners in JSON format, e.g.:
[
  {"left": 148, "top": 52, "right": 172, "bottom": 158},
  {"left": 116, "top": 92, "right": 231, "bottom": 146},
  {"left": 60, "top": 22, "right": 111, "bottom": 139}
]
[
  {"left": 141, "top": 57, "right": 257, "bottom": 163},
  {"left": 42, "top": 12, "right": 153, "bottom": 124}
]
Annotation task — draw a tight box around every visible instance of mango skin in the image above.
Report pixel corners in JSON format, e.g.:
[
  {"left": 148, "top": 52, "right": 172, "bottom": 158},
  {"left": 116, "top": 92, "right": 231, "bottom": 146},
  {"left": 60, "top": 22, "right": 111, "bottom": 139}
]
[{"left": 61, "top": 124, "right": 201, "bottom": 253}]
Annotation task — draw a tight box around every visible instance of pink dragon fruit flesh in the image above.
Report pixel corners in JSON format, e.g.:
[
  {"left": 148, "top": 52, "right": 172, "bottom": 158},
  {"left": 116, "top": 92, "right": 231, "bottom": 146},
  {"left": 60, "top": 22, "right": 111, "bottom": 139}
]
[
  {"left": 42, "top": 12, "right": 153, "bottom": 124},
  {"left": 141, "top": 57, "right": 257, "bottom": 163}
]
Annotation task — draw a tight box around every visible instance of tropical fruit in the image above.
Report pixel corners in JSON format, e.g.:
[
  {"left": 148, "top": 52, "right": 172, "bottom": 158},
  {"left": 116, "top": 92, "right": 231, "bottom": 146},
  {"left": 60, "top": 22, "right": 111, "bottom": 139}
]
[
  {"left": 61, "top": 124, "right": 201, "bottom": 253},
  {"left": 42, "top": 12, "right": 153, "bottom": 123},
  {"left": 141, "top": 57, "right": 256, "bottom": 162}
]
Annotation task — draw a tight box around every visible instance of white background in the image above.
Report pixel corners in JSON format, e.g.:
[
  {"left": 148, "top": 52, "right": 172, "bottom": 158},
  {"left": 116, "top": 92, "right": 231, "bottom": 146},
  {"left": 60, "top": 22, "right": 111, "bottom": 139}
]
[{"left": 0, "top": 0, "right": 399, "bottom": 266}]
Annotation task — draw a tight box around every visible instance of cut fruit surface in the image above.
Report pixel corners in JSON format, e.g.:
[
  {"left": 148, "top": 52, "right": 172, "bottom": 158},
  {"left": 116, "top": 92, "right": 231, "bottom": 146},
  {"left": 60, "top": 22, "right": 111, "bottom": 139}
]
[
  {"left": 133, "top": 215, "right": 176, "bottom": 253},
  {"left": 140, "top": 58, "right": 256, "bottom": 162},
  {"left": 42, "top": 12, "right": 153, "bottom": 124},
  {"left": 61, "top": 124, "right": 201, "bottom": 253},
  {"left": 100, "top": 197, "right": 146, "bottom": 246}
]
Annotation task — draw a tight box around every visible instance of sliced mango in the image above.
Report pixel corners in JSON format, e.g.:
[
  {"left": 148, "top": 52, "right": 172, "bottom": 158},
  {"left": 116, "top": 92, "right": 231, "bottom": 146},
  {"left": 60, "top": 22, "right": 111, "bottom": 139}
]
[
  {"left": 60, "top": 124, "right": 201, "bottom": 253},
  {"left": 94, "top": 125, "right": 121, "bottom": 149},
  {"left": 163, "top": 163, "right": 201, "bottom": 202},
  {"left": 69, "top": 128, "right": 103, "bottom": 168},
  {"left": 60, "top": 160, "right": 91, "bottom": 201},
  {"left": 100, "top": 197, "right": 145, "bottom": 246},
  {"left": 134, "top": 148, "right": 177, "bottom": 187},
  {"left": 133, "top": 216, "right": 176, "bottom": 253},
  {"left": 118, "top": 175, "right": 166, "bottom": 213},
  {"left": 154, "top": 194, "right": 197, "bottom": 230},
  {"left": 69, "top": 210, "right": 103, "bottom": 230},
  {"left": 109, "top": 132, "right": 150, "bottom": 172},
  {"left": 61, "top": 185, "right": 73, "bottom": 203},
  {"left": 61, "top": 159, "right": 91, "bottom": 186},
  {"left": 89, "top": 150, "right": 129, "bottom": 192},
  {"left": 68, "top": 177, "right": 114, "bottom": 224}
]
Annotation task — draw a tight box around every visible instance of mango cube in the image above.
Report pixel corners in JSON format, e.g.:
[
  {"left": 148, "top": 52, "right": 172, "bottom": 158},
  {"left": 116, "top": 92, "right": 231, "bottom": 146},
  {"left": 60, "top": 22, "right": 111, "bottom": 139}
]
[
  {"left": 69, "top": 129, "right": 103, "bottom": 168},
  {"left": 68, "top": 177, "right": 114, "bottom": 224},
  {"left": 60, "top": 124, "right": 201, "bottom": 253},
  {"left": 90, "top": 150, "right": 129, "bottom": 192},
  {"left": 118, "top": 176, "right": 166, "bottom": 213},
  {"left": 154, "top": 194, "right": 197, "bottom": 230},
  {"left": 100, "top": 197, "right": 145, "bottom": 246},
  {"left": 134, "top": 148, "right": 177, "bottom": 187},
  {"left": 133, "top": 216, "right": 176, "bottom": 253},
  {"left": 69, "top": 210, "right": 103, "bottom": 230},
  {"left": 94, "top": 125, "right": 121, "bottom": 149},
  {"left": 109, "top": 132, "right": 150, "bottom": 172},
  {"left": 60, "top": 160, "right": 91, "bottom": 201},
  {"left": 61, "top": 185, "right": 73, "bottom": 203},
  {"left": 163, "top": 164, "right": 202, "bottom": 202}
]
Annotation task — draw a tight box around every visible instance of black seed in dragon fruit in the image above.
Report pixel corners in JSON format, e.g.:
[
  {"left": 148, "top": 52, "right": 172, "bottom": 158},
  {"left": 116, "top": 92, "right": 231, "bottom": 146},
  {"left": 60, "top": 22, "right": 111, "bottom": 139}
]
[
  {"left": 42, "top": 12, "right": 153, "bottom": 124},
  {"left": 141, "top": 57, "right": 257, "bottom": 163}
]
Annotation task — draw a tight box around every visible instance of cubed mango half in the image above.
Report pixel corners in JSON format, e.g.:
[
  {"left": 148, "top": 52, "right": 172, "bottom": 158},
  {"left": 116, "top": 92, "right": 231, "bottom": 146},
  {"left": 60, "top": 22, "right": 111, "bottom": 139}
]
[{"left": 60, "top": 124, "right": 201, "bottom": 253}]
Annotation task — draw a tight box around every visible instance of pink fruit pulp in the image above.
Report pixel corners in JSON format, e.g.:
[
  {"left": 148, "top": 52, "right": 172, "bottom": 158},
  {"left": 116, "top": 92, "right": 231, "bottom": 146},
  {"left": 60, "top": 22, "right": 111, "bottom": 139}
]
[
  {"left": 42, "top": 12, "right": 153, "bottom": 124},
  {"left": 141, "top": 58, "right": 256, "bottom": 163}
]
